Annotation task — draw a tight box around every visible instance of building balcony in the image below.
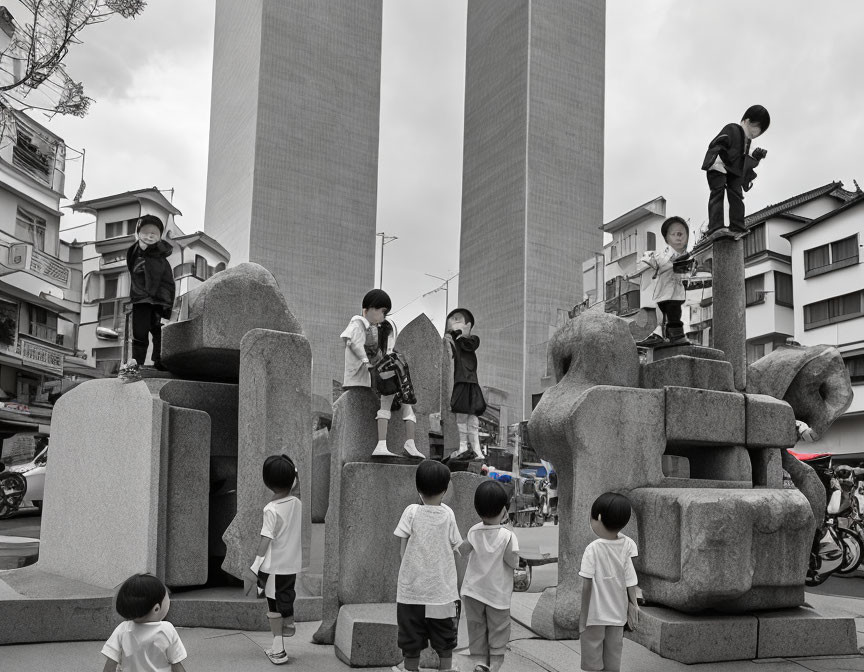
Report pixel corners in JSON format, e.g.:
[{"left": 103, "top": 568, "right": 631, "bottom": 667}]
[{"left": 3, "top": 242, "right": 74, "bottom": 290}]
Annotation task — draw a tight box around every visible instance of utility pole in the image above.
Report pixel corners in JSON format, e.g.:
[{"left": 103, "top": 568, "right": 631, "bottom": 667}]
[
  {"left": 423, "top": 272, "right": 459, "bottom": 319},
  {"left": 376, "top": 232, "right": 398, "bottom": 288}
]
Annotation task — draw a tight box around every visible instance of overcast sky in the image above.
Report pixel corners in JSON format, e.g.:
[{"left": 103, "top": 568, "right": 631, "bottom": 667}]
[{"left": 46, "top": 0, "right": 864, "bottom": 332}]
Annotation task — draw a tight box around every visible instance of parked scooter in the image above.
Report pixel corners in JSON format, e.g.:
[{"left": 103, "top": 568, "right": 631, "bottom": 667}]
[
  {"left": 806, "top": 467, "right": 863, "bottom": 585},
  {"left": 535, "top": 472, "right": 558, "bottom": 525},
  {"left": 0, "top": 460, "right": 27, "bottom": 519}
]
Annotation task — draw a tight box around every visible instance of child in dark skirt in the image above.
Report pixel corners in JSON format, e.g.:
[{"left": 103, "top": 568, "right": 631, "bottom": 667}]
[{"left": 444, "top": 308, "right": 486, "bottom": 460}]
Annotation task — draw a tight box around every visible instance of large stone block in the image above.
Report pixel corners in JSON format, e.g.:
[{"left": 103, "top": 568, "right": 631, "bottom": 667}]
[
  {"left": 39, "top": 380, "right": 165, "bottom": 588},
  {"left": 629, "top": 487, "right": 811, "bottom": 612},
  {"left": 158, "top": 380, "right": 239, "bottom": 458},
  {"left": 747, "top": 344, "right": 853, "bottom": 437},
  {"left": 749, "top": 448, "right": 784, "bottom": 488},
  {"left": 334, "top": 603, "right": 401, "bottom": 667},
  {"left": 161, "top": 263, "right": 303, "bottom": 382},
  {"left": 311, "top": 428, "right": 331, "bottom": 524},
  {"left": 626, "top": 604, "right": 757, "bottom": 664},
  {"left": 665, "top": 387, "right": 745, "bottom": 447},
  {"left": 755, "top": 606, "right": 859, "bottom": 658},
  {"left": 164, "top": 407, "right": 211, "bottom": 586},
  {"left": 386, "top": 314, "right": 442, "bottom": 457},
  {"left": 223, "top": 330, "right": 313, "bottom": 584},
  {"left": 651, "top": 343, "right": 726, "bottom": 362},
  {"left": 641, "top": 356, "right": 734, "bottom": 392},
  {"left": 744, "top": 394, "right": 796, "bottom": 449},
  {"left": 315, "top": 387, "right": 381, "bottom": 644}
]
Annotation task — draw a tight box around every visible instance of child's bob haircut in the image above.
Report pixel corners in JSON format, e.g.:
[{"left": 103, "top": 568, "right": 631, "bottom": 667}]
[
  {"left": 741, "top": 104, "right": 770, "bottom": 132},
  {"left": 263, "top": 454, "right": 297, "bottom": 491},
  {"left": 660, "top": 216, "right": 689, "bottom": 241},
  {"left": 416, "top": 458, "right": 451, "bottom": 498},
  {"left": 362, "top": 289, "right": 392, "bottom": 312},
  {"left": 474, "top": 479, "right": 509, "bottom": 519},
  {"left": 590, "top": 492, "right": 632, "bottom": 532},
  {"left": 446, "top": 307, "right": 475, "bottom": 328},
  {"left": 115, "top": 573, "right": 167, "bottom": 620}
]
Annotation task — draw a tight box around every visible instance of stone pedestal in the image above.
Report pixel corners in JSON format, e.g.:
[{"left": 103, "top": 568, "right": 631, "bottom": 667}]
[{"left": 711, "top": 235, "right": 747, "bottom": 390}]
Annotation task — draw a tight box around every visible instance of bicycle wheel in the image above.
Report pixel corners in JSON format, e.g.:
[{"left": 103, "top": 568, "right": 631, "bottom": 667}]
[{"left": 836, "top": 528, "right": 863, "bottom": 575}]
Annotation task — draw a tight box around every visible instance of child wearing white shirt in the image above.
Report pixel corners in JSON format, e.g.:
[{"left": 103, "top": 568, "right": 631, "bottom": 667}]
[
  {"left": 250, "top": 454, "right": 302, "bottom": 665},
  {"left": 579, "top": 492, "right": 640, "bottom": 672},
  {"left": 101, "top": 573, "right": 187, "bottom": 672},
  {"left": 392, "top": 459, "right": 463, "bottom": 672},
  {"left": 459, "top": 480, "right": 520, "bottom": 672}
]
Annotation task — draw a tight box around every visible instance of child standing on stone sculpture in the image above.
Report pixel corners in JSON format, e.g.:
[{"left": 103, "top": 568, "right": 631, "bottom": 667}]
[
  {"left": 119, "top": 214, "right": 175, "bottom": 381},
  {"left": 629, "top": 216, "right": 691, "bottom": 348},
  {"left": 101, "top": 573, "right": 187, "bottom": 672},
  {"left": 444, "top": 308, "right": 486, "bottom": 460},
  {"left": 702, "top": 104, "right": 770, "bottom": 234},
  {"left": 392, "top": 459, "right": 463, "bottom": 672},
  {"left": 459, "top": 480, "right": 520, "bottom": 672},
  {"left": 249, "top": 455, "right": 302, "bottom": 665},
  {"left": 579, "top": 492, "right": 640, "bottom": 672},
  {"left": 341, "top": 289, "right": 423, "bottom": 459}
]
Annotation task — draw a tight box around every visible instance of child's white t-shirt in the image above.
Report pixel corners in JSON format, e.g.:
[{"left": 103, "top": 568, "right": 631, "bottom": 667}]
[
  {"left": 461, "top": 522, "right": 519, "bottom": 610},
  {"left": 260, "top": 496, "right": 303, "bottom": 575},
  {"left": 341, "top": 315, "right": 371, "bottom": 387},
  {"left": 101, "top": 620, "right": 186, "bottom": 672},
  {"left": 578, "top": 534, "right": 638, "bottom": 627},
  {"left": 394, "top": 503, "right": 463, "bottom": 605}
]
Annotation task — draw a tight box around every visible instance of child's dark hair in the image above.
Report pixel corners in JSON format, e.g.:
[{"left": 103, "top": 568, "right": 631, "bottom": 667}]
[
  {"left": 446, "top": 307, "right": 475, "bottom": 328},
  {"left": 263, "top": 454, "right": 297, "bottom": 491},
  {"left": 362, "top": 289, "right": 392, "bottom": 312},
  {"left": 115, "top": 573, "right": 167, "bottom": 620},
  {"left": 660, "top": 216, "right": 689, "bottom": 241},
  {"left": 474, "top": 480, "right": 509, "bottom": 519},
  {"left": 416, "top": 459, "right": 451, "bottom": 498},
  {"left": 136, "top": 214, "right": 164, "bottom": 235},
  {"left": 742, "top": 104, "right": 770, "bottom": 132},
  {"left": 590, "top": 492, "right": 632, "bottom": 532}
]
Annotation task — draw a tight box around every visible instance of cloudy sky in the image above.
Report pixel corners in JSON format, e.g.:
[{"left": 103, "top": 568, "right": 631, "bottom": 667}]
[{"left": 38, "top": 0, "right": 864, "bottom": 332}]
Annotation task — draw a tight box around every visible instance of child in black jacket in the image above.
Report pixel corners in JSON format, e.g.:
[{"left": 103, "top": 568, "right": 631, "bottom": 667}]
[{"left": 120, "top": 214, "right": 175, "bottom": 380}]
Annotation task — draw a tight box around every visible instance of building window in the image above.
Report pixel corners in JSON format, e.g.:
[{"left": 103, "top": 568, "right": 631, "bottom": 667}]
[
  {"left": 646, "top": 232, "right": 656, "bottom": 252},
  {"left": 104, "top": 274, "right": 119, "bottom": 299},
  {"left": 746, "top": 341, "right": 765, "bottom": 365},
  {"left": 98, "top": 300, "right": 130, "bottom": 330},
  {"left": 101, "top": 250, "right": 126, "bottom": 266},
  {"left": 12, "top": 123, "right": 56, "bottom": 184},
  {"left": 194, "top": 255, "right": 209, "bottom": 280},
  {"left": 15, "top": 208, "right": 47, "bottom": 251},
  {"left": 105, "top": 220, "right": 136, "bottom": 239},
  {"left": 214, "top": 262, "right": 226, "bottom": 274},
  {"left": 743, "top": 223, "right": 766, "bottom": 258},
  {"left": 173, "top": 262, "right": 193, "bottom": 279},
  {"left": 28, "top": 305, "right": 58, "bottom": 343},
  {"left": 804, "top": 290, "right": 863, "bottom": 330},
  {"left": 845, "top": 355, "right": 864, "bottom": 384},
  {"left": 805, "top": 234, "right": 859, "bottom": 277},
  {"left": 774, "top": 271, "right": 793, "bottom": 308},
  {"left": 745, "top": 274, "right": 765, "bottom": 306}
]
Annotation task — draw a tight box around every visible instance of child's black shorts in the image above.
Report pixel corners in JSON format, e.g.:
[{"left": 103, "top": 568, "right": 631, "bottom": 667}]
[
  {"left": 257, "top": 572, "right": 296, "bottom": 618},
  {"left": 396, "top": 602, "right": 458, "bottom": 657}
]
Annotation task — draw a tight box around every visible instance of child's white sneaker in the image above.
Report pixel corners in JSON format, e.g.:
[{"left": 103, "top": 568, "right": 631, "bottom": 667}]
[
  {"left": 118, "top": 359, "right": 141, "bottom": 383},
  {"left": 265, "top": 648, "right": 289, "bottom": 665},
  {"left": 371, "top": 440, "right": 398, "bottom": 458},
  {"left": 402, "top": 439, "right": 424, "bottom": 459}
]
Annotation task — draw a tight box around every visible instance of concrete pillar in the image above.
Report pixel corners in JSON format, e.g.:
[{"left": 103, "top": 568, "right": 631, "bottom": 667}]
[{"left": 711, "top": 237, "right": 747, "bottom": 390}]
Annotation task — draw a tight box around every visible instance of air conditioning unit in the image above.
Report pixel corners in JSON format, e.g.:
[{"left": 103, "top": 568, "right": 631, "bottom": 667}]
[{"left": 96, "top": 327, "right": 119, "bottom": 340}]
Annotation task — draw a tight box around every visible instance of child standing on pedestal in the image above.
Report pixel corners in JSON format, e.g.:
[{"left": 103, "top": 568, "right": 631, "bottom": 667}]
[
  {"left": 702, "top": 104, "right": 770, "bottom": 234},
  {"left": 459, "top": 480, "right": 520, "bottom": 672},
  {"left": 444, "top": 308, "right": 486, "bottom": 460},
  {"left": 341, "top": 289, "right": 422, "bottom": 459},
  {"left": 392, "top": 459, "right": 463, "bottom": 672},
  {"left": 250, "top": 455, "right": 302, "bottom": 666},
  {"left": 101, "top": 573, "right": 187, "bottom": 672},
  {"left": 579, "top": 493, "right": 640, "bottom": 672},
  {"left": 120, "top": 214, "right": 175, "bottom": 381},
  {"left": 630, "top": 216, "right": 691, "bottom": 348}
]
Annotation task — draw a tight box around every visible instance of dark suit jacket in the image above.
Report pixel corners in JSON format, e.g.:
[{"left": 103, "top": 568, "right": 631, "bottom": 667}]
[{"left": 701, "top": 122, "right": 749, "bottom": 176}]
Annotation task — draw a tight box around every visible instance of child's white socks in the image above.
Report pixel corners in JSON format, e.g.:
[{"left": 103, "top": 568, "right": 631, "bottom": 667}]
[{"left": 272, "top": 635, "right": 284, "bottom": 653}]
